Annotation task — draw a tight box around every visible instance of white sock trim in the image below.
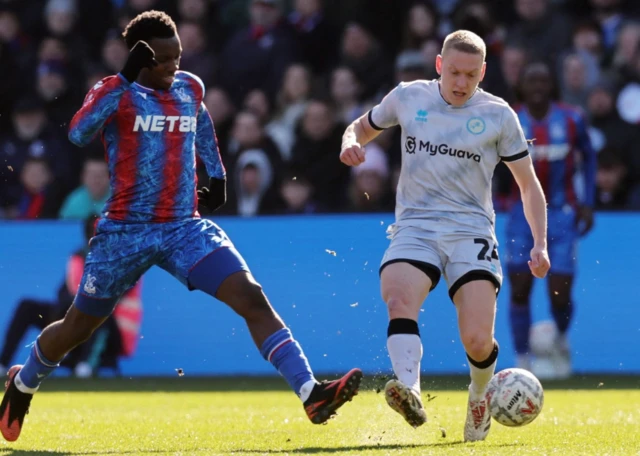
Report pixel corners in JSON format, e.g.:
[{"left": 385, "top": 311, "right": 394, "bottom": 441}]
[
  {"left": 14, "top": 371, "right": 39, "bottom": 394},
  {"left": 299, "top": 379, "right": 316, "bottom": 403}
]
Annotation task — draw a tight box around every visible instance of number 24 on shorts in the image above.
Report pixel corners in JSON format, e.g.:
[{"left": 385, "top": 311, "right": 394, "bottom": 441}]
[{"left": 474, "top": 238, "right": 499, "bottom": 262}]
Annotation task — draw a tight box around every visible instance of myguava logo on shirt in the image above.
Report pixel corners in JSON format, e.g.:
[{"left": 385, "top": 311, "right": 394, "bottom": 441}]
[
  {"left": 405, "top": 136, "right": 416, "bottom": 154},
  {"left": 467, "top": 116, "right": 486, "bottom": 135}
]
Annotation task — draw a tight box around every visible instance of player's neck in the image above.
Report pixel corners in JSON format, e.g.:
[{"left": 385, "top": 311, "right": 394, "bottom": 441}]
[
  {"left": 136, "top": 75, "right": 156, "bottom": 91},
  {"left": 527, "top": 102, "right": 551, "bottom": 121}
]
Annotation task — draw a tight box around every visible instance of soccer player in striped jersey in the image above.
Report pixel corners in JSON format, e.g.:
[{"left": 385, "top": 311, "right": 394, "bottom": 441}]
[
  {"left": 506, "top": 61, "right": 596, "bottom": 378},
  {"left": 0, "top": 11, "right": 361, "bottom": 442}
]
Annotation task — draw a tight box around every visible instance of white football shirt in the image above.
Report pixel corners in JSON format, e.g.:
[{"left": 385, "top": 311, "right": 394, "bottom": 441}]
[{"left": 370, "top": 79, "right": 529, "bottom": 230}]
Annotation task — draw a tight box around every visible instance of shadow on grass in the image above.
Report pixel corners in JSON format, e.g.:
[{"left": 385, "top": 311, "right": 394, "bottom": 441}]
[
  {"left": 0, "top": 441, "right": 525, "bottom": 455},
  {"left": 35, "top": 374, "right": 640, "bottom": 394},
  {"left": 228, "top": 441, "right": 526, "bottom": 453}
]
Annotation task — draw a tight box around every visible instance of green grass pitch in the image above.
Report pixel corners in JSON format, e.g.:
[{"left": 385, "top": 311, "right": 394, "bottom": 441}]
[{"left": 0, "top": 375, "right": 638, "bottom": 455}]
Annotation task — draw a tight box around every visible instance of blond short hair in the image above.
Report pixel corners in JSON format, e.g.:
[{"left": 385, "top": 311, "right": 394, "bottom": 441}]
[{"left": 442, "top": 30, "right": 486, "bottom": 61}]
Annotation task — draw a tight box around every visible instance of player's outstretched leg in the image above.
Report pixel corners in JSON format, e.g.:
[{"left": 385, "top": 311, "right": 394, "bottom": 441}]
[
  {"left": 0, "top": 304, "right": 110, "bottom": 442},
  {"left": 453, "top": 279, "right": 499, "bottom": 442},
  {"left": 188, "top": 252, "right": 362, "bottom": 425},
  {"left": 508, "top": 272, "right": 534, "bottom": 371},
  {"left": 380, "top": 262, "right": 433, "bottom": 428}
]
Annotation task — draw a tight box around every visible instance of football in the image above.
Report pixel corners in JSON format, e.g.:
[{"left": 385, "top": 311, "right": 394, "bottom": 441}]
[
  {"left": 529, "top": 320, "right": 558, "bottom": 357},
  {"left": 486, "top": 368, "right": 544, "bottom": 427}
]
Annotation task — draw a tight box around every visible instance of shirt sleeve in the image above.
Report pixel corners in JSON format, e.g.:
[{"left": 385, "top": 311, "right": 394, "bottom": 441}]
[
  {"left": 499, "top": 105, "right": 530, "bottom": 162},
  {"left": 368, "top": 84, "right": 403, "bottom": 130}
]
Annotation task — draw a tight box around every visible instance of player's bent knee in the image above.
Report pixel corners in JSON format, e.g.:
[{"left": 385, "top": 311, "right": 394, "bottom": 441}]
[{"left": 462, "top": 333, "right": 494, "bottom": 362}]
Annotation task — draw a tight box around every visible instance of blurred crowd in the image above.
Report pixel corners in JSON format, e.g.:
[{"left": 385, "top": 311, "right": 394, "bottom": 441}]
[{"left": 0, "top": 0, "right": 639, "bottom": 220}]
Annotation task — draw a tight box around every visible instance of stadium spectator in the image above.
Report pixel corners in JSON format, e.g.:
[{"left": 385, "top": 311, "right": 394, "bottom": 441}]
[
  {"left": 0, "top": 96, "right": 72, "bottom": 214},
  {"left": 288, "top": 0, "right": 338, "bottom": 75},
  {"left": 268, "top": 63, "right": 312, "bottom": 160},
  {"left": 344, "top": 142, "right": 393, "bottom": 213},
  {"left": 218, "top": 0, "right": 299, "bottom": 106},
  {"left": 506, "top": 0, "right": 573, "bottom": 66},
  {"left": 339, "top": 20, "right": 393, "bottom": 101},
  {"left": 330, "top": 66, "right": 369, "bottom": 126},
  {"left": 14, "top": 156, "right": 62, "bottom": 220},
  {"left": 290, "top": 99, "right": 347, "bottom": 211},
  {"left": 176, "top": 21, "right": 216, "bottom": 86},
  {"left": 560, "top": 51, "right": 601, "bottom": 111},
  {"left": 278, "top": 167, "right": 322, "bottom": 214},
  {"left": 223, "top": 111, "right": 283, "bottom": 215},
  {"left": 400, "top": 0, "right": 440, "bottom": 50},
  {"left": 596, "top": 147, "right": 632, "bottom": 209},
  {"left": 58, "top": 156, "right": 111, "bottom": 220},
  {"left": 0, "top": 216, "right": 143, "bottom": 378},
  {"left": 589, "top": 0, "right": 627, "bottom": 51},
  {"left": 587, "top": 79, "right": 640, "bottom": 181},
  {"left": 394, "top": 50, "right": 429, "bottom": 83}
]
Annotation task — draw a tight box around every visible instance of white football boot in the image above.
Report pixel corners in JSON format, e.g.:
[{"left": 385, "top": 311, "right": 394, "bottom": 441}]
[
  {"left": 384, "top": 379, "right": 427, "bottom": 428},
  {"left": 464, "top": 385, "right": 491, "bottom": 442}
]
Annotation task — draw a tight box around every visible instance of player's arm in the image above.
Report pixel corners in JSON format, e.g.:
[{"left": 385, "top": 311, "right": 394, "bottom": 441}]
[
  {"left": 575, "top": 112, "right": 596, "bottom": 235},
  {"left": 195, "top": 102, "right": 227, "bottom": 212},
  {"left": 68, "top": 76, "right": 130, "bottom": 147},
  {"left": 499, "top": 105, "right": 550, "bottom": 278},
  {"left": 68, "top": 41, "right": 156, "bottom": 147},
  {"left": 340, "top": 85, "right": 401, "bottom": 166},
  {"left": 505, "top": 156, "right": 550, "bottom": 278}
]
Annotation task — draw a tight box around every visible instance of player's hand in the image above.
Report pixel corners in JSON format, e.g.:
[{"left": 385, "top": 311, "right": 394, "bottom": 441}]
[
  {"left": 197, "top": 177, "right": 227, "bottom": 213},
  {"left": 576, "top": 205, "right": 594, "bottom": 236},
  {"left": 120, "top": 40, "right": 158, "bottom": 83},
  {"left": 340, "top": 143, "right": 366, "bottom": 166},
  {"left": 528, "top": 245, "right": 550, "bottom": 279}
]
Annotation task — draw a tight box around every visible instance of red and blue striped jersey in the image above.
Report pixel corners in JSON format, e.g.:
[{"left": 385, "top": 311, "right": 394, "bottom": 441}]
[
  {"left": 514, "top": 102, "right": 596, "bottom": 209},
  {"left": 68, "top": 71, "right": 225, "bottom": 222}
]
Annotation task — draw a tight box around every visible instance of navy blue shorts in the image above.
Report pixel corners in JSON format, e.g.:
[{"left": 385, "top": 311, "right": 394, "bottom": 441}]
[
  {"left": 75, "top": 218, "right": 249, "bottom": 317},
  {"left": 505, "top": 204, "right": 577, "bottom": 275}
]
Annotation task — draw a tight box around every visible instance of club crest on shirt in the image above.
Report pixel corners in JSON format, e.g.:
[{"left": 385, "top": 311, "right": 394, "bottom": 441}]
[{"left": 467, "top": 116, "right": 486, "bottom": 135}]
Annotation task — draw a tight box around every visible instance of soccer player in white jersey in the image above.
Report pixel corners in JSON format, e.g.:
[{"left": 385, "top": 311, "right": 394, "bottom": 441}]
[{"left": 339, "top": 30, "right": 551, "bottom": 441}]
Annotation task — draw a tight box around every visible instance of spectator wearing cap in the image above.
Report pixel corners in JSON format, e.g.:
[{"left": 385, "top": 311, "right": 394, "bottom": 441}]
[
  {"left": 344, "top": 142, "right": 393, "bottom": 213},
  {"left": 59, "top": 156, "right": 111, "bottom": 220},
  {"left": 395, "top": 50, "right": 428, "bottom": 83},
  {"left": 0, "top": 96, "right": 73, "bottom": 215},
  {"left": 218, "top": 0, "right": 299, "bottom": 106}
]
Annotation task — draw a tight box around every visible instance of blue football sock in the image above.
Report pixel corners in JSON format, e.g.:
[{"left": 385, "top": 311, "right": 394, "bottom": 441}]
[
  {"left": 509, "top": 303, "right": 531, "bottom": 354},
  {"left": 551, "top": 302, "right": 573, "bottom": 334},
  {"left": 16, "top": 339, "right": 59, "bottom": 391},
  {"left": 260, "top": 328, "right": 315, "bottom": 397}
]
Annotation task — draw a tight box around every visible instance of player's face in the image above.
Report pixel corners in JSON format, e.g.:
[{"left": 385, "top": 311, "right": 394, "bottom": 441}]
[
  {"left": 435, "top": 50, "right": 485, "bottom": 106},
  {"left": 522, "top": 65, "right": 552, "bottom": 105},
  {"left": 145, "top": 35, "right": 182, "bottom": 90}
]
